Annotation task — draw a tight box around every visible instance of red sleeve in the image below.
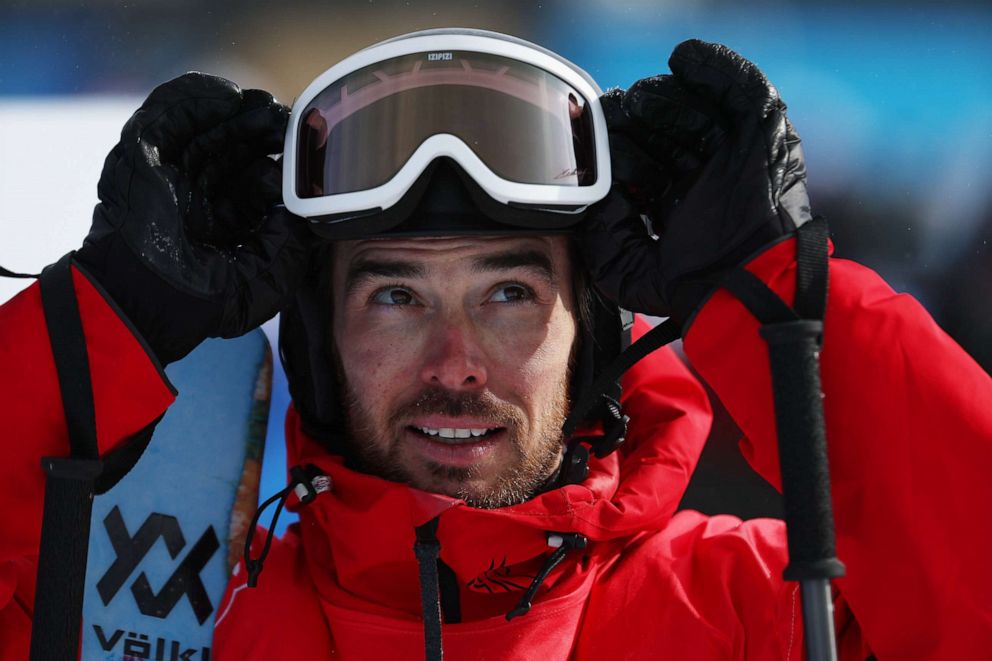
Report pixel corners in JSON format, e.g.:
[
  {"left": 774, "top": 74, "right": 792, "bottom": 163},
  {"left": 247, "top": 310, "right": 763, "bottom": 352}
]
[
  {"left": 0, "top": 268, "right": 176, "bottom": 659},
  {"left": 683, "top": 238, "right": 992, "bottom": 659}
]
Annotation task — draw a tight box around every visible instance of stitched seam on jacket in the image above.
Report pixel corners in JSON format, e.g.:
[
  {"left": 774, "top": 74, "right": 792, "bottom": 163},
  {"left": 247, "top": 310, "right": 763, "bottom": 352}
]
[{"left": 786, "top": 583, "right": 799, "bottom": 661}]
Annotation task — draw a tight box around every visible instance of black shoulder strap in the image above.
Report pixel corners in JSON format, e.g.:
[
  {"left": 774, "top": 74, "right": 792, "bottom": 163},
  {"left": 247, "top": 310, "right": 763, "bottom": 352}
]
[
  {"left": 38, "top": 255, "right": 99, "bottom": 459},
  {"left": 30, "top": 253, "right": 104, "bottom": 661}
]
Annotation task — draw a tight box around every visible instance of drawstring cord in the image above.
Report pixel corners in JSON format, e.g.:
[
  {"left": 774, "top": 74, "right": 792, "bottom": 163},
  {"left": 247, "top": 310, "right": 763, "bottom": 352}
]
[
  {"left": 244, "top": 465, "right": 330, "bottom": 587},
  {"left": 554, "top": 394, "right": 630, "bottom": 489},
  {"left": 506, "top": 532, "right": 588, "bottom": 621},
  {"left": 414, "top": 516, "right": 444, "bottom": 661}
]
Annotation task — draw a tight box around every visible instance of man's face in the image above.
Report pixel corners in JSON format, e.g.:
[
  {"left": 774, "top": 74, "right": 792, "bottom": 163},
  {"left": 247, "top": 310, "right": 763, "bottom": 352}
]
[{"left": 330, "top": 234, "right": 578, "bottom": 508}]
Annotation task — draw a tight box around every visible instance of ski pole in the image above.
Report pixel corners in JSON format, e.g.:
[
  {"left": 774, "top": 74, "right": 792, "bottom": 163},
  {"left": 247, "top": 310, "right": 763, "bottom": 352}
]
[
  {"left": 760, "top": 318, "right": 846, "bottom": 661},
  {"left": 712, "top": 218, "right": 843, "bottom": 660}
]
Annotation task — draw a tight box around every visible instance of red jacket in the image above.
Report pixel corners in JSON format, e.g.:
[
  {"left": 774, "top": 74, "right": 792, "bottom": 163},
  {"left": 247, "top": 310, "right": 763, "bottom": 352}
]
[{"left": 2, "top": 239, "right": 991, "bottom": 659}]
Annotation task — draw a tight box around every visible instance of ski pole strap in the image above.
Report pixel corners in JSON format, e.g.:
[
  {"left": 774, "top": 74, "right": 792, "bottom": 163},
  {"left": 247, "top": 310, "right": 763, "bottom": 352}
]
[
  {"left": 31, "top": 253, "right": 104, "bottom": 661},
  {"left": 714, "top": 218, "right": 845, "bottom": 582},
  {"left": 794, "top": 216, "right": 830, "bottom": 321}
]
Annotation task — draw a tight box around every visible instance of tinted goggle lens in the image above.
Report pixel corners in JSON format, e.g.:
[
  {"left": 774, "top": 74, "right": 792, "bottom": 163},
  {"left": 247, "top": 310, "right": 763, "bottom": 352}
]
[{"left": 295, "top": 50, "right": 597, "bottom": 199}]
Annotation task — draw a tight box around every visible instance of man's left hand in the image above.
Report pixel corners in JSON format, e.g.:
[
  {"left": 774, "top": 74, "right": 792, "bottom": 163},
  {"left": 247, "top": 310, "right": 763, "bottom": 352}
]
[{"left": 582, "top": 39, "right": 812, "bottom": 324}]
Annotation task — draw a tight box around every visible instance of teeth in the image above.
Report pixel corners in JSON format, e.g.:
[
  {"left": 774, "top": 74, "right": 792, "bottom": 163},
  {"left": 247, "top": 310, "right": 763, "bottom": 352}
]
[{"left": 417, "top": 426, "right": 495, "bottom": 440}]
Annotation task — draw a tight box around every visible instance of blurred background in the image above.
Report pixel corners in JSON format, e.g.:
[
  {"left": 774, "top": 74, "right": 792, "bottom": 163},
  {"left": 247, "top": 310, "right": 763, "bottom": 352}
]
[{"left": 1, "top": 0, "right": 989, "bottom": 528}]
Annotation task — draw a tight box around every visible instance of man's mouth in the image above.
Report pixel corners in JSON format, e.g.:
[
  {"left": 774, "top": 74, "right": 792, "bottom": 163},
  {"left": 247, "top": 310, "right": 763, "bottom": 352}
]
[
  {"left": 403, "top": 419, "right": 508, "bottom": 468},
  {"left": 408, "top": 425, "right": 503, "bottom": 443}
]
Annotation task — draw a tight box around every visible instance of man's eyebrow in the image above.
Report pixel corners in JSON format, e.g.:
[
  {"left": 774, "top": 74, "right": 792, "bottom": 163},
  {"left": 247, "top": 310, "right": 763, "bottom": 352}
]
[
  {"left": 344, "top": 258, "right": 426, "bottom": 295},
  {"left": 472, "top": 249, "right": 556, "bottom": 282}
]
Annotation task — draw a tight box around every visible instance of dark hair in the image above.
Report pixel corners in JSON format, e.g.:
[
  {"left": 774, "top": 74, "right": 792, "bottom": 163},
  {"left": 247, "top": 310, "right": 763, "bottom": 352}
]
[{"left": 569, "top": 235, "right": 594, "bottom": 341}]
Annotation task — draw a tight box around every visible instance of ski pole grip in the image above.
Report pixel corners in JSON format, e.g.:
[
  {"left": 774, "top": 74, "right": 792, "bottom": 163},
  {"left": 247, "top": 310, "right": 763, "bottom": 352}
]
[{"left": 760, "top": 319, "right": 846, "bottom": 582}]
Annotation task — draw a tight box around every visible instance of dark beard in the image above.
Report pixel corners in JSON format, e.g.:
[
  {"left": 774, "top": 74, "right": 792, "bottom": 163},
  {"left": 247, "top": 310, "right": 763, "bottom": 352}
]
[{"left": 337, "top": 382, "right": 568, "bottom": 509}]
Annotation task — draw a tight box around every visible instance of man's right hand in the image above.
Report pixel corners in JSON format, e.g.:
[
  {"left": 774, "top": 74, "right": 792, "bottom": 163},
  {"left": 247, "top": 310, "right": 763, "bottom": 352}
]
[{"left": 75, "top": 72, "right": 311, "bottom": 365}]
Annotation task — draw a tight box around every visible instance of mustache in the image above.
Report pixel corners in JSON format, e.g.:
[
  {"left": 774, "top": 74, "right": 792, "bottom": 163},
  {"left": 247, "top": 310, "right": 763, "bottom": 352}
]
[{"left": 389, "top": 387, "right": 522, "bottom": 428}]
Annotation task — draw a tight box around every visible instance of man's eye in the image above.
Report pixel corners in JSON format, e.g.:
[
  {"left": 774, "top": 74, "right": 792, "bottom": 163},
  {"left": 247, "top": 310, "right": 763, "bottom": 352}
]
[
  {"left": 489, "top": 284, "right": 532, "bottom": 303},
  {"left": 371, "top": 287, "right": 416, "bottom": 305}
]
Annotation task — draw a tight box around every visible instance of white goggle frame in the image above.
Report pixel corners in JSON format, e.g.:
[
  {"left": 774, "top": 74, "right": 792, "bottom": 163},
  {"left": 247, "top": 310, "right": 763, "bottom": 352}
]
[{"left": 282, "top": 29, "right": 612, "bottom": 220}]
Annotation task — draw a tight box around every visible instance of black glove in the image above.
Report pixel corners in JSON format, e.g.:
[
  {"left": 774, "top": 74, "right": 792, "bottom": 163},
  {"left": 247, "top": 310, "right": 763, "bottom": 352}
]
[
  {"left": 75, "top": 72, "right": 311, "bottom": 364},
  {"left": 582, "top": 39, "right": 812, "bottom": 324}
]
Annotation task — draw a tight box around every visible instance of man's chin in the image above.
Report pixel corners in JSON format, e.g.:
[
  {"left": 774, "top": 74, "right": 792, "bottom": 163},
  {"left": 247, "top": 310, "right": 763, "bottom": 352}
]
[
  {"left": 432, "top": 482, "right": 533, "bottom": 510},
  {"left": 353, "top": 452, "right": 558, "bottom": 509},
  {"left": 409, "top": 461, "right": 503, "bottom": 506},
  {"left": 411, "top": 456, "right": 560, "bottom": 510}
]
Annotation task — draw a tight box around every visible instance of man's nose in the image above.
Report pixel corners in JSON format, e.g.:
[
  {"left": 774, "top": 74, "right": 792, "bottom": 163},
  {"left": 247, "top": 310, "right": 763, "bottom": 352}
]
[{"left": 420, "top": 318, "right": 488, "bottom": 390}]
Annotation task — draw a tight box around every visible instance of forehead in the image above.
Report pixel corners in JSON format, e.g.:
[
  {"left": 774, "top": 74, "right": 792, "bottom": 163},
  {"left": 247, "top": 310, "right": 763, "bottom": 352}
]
[{"left": 331, "top": 234, "right": 573, "bottom": 276}]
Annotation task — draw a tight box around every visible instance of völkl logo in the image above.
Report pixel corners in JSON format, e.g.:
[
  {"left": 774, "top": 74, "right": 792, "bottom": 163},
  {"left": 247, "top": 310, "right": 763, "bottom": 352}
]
[{"left": 96, "top": 506, "right": 220, "bottom": 624}]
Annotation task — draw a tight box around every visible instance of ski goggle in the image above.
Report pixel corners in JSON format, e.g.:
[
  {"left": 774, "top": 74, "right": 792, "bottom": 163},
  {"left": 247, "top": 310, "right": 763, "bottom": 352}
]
[{"left": 282, "top": 28, "right": 612, "bottom": 236}]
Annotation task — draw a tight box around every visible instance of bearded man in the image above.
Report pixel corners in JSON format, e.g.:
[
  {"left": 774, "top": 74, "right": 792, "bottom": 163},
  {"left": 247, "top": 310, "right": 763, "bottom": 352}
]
[{"left": 2, "top": 30, "right": 990, "bottom": 661}]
